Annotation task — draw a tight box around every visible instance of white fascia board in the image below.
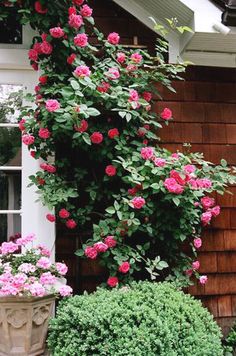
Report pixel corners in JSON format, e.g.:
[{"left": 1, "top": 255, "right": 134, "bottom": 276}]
[
  {"left": 113, "top": 0, "right": 181, "bottom": 62},
  {"left": 183, "top": 50, "right": 236, "bottom": 67},
  {"left": 180, "top": 0, "right": 226, "bottom": 33}
]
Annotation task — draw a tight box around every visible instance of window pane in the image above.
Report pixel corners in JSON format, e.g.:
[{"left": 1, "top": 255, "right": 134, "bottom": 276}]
[
  {"left": 0, "top": 214, "right": 21, "bottom": 244},
  {"left": 0, "top": 8, "right": 22, "bottom": 44},
  {"left": 0, "top": 171, "right": 21, "bottom": 210},
  {"left": 0, "top": 84, "right": 23, "bottom": 123},
  {"left": 0, "top": 85, "right": 22, "bottom": 166}
]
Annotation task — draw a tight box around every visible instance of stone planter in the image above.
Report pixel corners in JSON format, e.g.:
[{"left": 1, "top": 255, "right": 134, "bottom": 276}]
[{"left": 0, "top": 294, "right": 55, "bottom": 356}]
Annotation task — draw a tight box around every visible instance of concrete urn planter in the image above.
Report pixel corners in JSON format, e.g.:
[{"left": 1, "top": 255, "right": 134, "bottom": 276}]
[{"left": 0, "top": 294, "right": 55, "bottom": 356}]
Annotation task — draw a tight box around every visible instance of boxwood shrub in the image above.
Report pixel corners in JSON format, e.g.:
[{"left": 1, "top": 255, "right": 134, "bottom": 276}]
[{"left": 47, "top": 282, "right": 223, "bottom": 356}]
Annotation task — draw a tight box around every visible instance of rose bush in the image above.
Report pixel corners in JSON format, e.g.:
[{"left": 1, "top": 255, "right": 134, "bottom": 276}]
[{"left": 2, "top": 0, "right": 235, "bottom": 287}]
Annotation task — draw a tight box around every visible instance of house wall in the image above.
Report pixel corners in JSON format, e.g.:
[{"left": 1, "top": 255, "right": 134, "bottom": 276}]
[
  {"left": 56, "top": 0, "right": 236, "bottom": 334},
  {"left": 157, "top": 65, "right": 236, "bottom": 335}
]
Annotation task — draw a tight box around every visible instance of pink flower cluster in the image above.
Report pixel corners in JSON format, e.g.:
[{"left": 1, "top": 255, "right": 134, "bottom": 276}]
[
  {"left": 84, "top": 236, "right": 117, "bottom": 260},
  {"left": 200, "top": 196, "right": 220, "bottom": 226},
  {"left": 0, "top": 235, "right": 72, "bottom": 297}
]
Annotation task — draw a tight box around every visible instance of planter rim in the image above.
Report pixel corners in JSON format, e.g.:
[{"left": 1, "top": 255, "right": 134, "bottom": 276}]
[{"left": 0, "top": 294, "right": 55, "bottom": 303}]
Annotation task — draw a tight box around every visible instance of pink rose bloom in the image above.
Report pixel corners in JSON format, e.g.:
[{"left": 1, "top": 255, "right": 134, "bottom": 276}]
[
  {"left": 45, "top": 99, "right": 60, "bottom": 112},
  {"left": 73, "top": 0, "right": 84, "bottom": 5},
  {"left": 40, "top": 272, "right": 57, "bottom": 285},
  {"left": 46, "top": 213, "right": 56, "bottom": 222},
  {"left": 106, "top": 67, "right": 120, "bottom": 80},
  {"left": 131, "top": 197, "right": 146, "bottom": 209},
  {"left": 40, "top": 41, "right": 53, "bottom": 55},
  {"left": 74, "top": 65, "right": 91, "bottom": 77},
  {"left": 85, "top": 246, "right": 98, "bottom": 259},
  {"left": 141, "top": 146, "right": 154, "bottom": 160},
  {"left": 170, "top": 170, "right": 185, "bottom": 186},
  {"left": 59, "top": 285, "right": 73, "bottom": 297},
  {"left": 28, "top": 282, "right": 46, "bottom": 297},
  {"left": 59, "top": 209, "right": 70, "bottom": 219},
  {"left": 116, "top": 52, "right": 126, "bottom": 63},
  {"left": 90, "top": 132, "right": 103, "bottom": 144},
  {"left": 33, "top": 41, "right": 43, "bottom": 53},
  {"left": 56, "top": 262, "right": 68, "bottom": 276},
  {"left": 164, "top": 178, "right": 184, "bottom": 195},
  {"left": 194, "top": 238, "right": 202, "bottom": 249},
  {"left": 74, "top": 119, "right": 88, "bottom": 133},
  {"left": 74, "top": 33, "right": 88, "bottom": 47},
  {"left": 104, "top": 236, "right": 117, "bottom": 248},
  {"left": 171, "top": 153, "right": 179, "bottom": 159},
  {"left": 201, "top": 196, "right": 215, "bottom": 210},
  {"left": 22, "top": 134, "right": 35, "bottom": 146},
  {"left": 94, "top": 242, "right": 109, "bottom": 253},
  {"left": 39, "top": 128, "right": 51, "bottom": 139},
  {"left": 199, "top": 275, "right": 208, "bottom": 284},
  {"left": 192, "top": 260, "right": 200, "bottom": 270},
  {"left": 19, "top": 118, "right": 26, "bottom": 131},
  {"left": 36, "top": 257, "right": 51, "bottom": 269},
  {"left": 69, "top": 14, "right": 83, "bottom": 29},
  {"left": 118, "top": 261, "right": 130, "bottom": 274},
  {"left": 105, "top": 165, "right": 117, "bottom": 176},
  {"left": 107, "top": 32, "right": 120, "bottom": 45},
  {"left": 49, "top": 27, "right": 65, "bottom": 38},
  {"left": 108, "top": 128, "right": 119, "bottom": 139},
  {"left": 143, "top": 92, "right": 152, "bottom": 102},
  {"left": 184, "top": 164, "right": 196, "bottom": 174},
  {"left": 34, "top": 1, "right": 47, "bottom": 14},
  {"left": 189, "top": 179, "right": 198, "bottom": 190},
  {"left": 67, "top": 53, "right": 76, "bottom": 65},
  {"left": 39, "top": 75, "right": 48, "bottom": 85},
  {"left": 201, "top": 211, "right": 212, "bottom": 226},
  {"left": 18, "top": 263, "right": 36, "bottom": 274},
  {"left": 211, "top": 205, "right": 221, "bottom": 217},
  {"left": 97, "top": 81, "right": 110, "bottom": 93},
  {"left": 126, "top": 64, "right": 137, "bottom": 72},
  {"left": 130, "top": 53, "right": 143, "bottom": 63},
  {"left": 28, "top": 49, "right": 38, "bottom": 61},
  {"left": 66, "top": 219, "right": 77, "bottom": 229},
  {"left": 154, "top": 158, "right": 166, "bottom": 167},
  {"left": 0, "top": 242, "right": 19, "bottom": 255},
  {"left": 161, "top": 108, "right": 172, "bottom": 120},
  {"left": 107, "top": 276, "right": 119, "bottom": 287},
  {"left": 185, "top": 269, "right": 193, "bottom": 276},
  {"left": 197, "top": 178, "right": 212, "bottom": 189},
  {"left": 46, "top": 164, "right": 56, "bottom": 173},
  {"left": 129, "top": 89, "right": 139, "bottom": 102},
  {"left": 80, "top": 4, "right": 93, "bottom": 17}
]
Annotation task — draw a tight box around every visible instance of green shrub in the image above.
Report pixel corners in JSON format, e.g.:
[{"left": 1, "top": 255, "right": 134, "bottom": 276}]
[{"left": 47, "top": 282, "right": 223, "bottom": 356}]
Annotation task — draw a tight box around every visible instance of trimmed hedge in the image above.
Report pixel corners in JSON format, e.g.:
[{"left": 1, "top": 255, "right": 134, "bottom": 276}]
[{"left": 47, "top": 282, "right": 223, "bottom": 355}]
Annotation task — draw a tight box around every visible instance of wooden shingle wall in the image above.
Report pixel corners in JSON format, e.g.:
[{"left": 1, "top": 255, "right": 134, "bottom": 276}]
[{"left": 156, "top": 66, "right": 236, "bottom": 334}]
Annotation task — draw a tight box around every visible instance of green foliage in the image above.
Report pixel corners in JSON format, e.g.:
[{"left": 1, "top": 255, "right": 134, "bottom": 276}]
[{"left": 47, "top": 281, "right": 224, "bottom": 356}]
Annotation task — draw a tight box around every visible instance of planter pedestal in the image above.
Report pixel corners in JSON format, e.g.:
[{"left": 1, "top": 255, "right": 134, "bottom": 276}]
[{"left": 0, "top": 295, "right": 55, "bottom": 356}]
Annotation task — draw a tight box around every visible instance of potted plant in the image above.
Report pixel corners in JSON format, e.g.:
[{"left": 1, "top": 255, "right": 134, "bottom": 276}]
[{"left": 0, "top": 233, "right": 72, "bottom": 356}]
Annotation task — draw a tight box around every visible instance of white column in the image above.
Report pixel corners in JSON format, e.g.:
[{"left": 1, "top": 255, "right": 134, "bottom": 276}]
[{"left": 21, "top": 71, "right": 55, "bottom": 260}]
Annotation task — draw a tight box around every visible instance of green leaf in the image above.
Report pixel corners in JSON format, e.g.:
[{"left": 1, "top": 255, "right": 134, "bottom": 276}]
[
  {"left": 114, "top": 201, "right": 120, "bottom": 210},
  {"left": 70, "top": 80, "right": 80, "bottom": 90},
  {"left": 117, "top": 211, "right": 123, "bottom": 220},
  {"left": 87, "top": 107, "right": 100, "bottom": 117},
  {"left": 173, "top": 197, "right": 180, "bottom": 206},
  {"left": 221, "top": 159, "right": 227, "bottom": 167},
  {"left": 82, "top": 133, "right": 91, "bottom": 145},
  {"left": 118, "top": 111, "right": 126, "bottom": 119},
  {"left": 105, "top": 207, "right": 115, "bottom": 214}
]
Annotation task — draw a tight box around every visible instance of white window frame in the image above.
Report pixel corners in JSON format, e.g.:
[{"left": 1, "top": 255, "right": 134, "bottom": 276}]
[{"left": 0, "top": 26, "right": 55, "bottom": 259}]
